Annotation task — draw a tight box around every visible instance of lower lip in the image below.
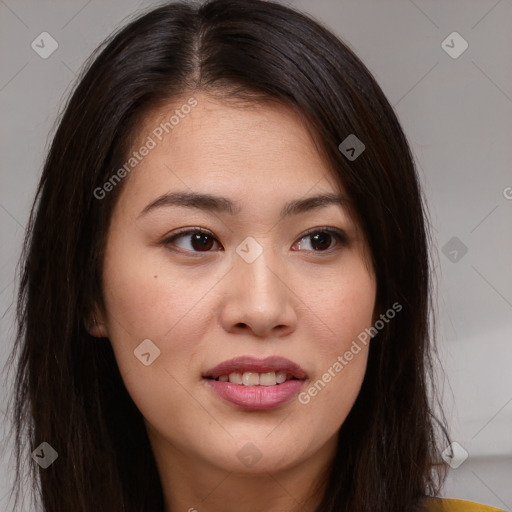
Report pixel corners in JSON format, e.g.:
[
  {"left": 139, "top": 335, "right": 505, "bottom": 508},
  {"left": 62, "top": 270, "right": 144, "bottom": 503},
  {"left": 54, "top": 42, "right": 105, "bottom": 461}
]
[{"left": 204, "top": 378, "right": 306, "bottom": 410}]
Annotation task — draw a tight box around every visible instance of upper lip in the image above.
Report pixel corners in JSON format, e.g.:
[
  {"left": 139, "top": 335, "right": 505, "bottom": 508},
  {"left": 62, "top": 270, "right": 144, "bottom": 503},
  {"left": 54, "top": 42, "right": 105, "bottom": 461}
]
[{"left": 203, "top": 356, "right": 307, "bottom": 380}]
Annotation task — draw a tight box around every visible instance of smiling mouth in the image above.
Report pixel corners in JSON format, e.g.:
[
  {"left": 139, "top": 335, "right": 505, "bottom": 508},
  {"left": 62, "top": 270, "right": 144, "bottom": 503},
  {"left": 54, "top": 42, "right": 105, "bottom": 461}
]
[
  {"left": 203, "top": 371, "right": 307, "bottom": 411},
  {"left": 205, "top": 371, "right": 303, "bottom": 386}
]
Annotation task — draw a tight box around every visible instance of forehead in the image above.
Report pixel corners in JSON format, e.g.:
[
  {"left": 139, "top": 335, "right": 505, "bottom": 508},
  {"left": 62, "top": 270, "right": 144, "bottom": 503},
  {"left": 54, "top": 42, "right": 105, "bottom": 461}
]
[{"left": 125, "top": 92, "right": 342, "bottom": 197}]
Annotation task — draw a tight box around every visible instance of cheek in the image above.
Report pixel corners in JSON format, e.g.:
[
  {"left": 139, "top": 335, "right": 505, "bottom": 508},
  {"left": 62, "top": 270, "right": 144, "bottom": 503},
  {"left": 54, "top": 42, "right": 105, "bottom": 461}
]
[
  {"left": 299, "top": 260, "right": 376, "bottom": 353},
  {"left": 100, "top": 234, "right": 198, "bottom": 368},
  {"left": 100, "top": 243, "right": 213, "bottom": 433},
  {"left": 101, "top": 233, "right": 224, "bottom": 392},
  {"left": 295, "top": 262, "right": 375, "bottom": 424}
]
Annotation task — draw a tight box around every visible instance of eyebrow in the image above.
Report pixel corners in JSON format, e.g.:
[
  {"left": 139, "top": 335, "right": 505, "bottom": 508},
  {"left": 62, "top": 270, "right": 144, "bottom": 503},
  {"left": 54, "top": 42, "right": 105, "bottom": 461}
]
[{"left": 138, "top": 191, "right": 349, "bottom": 220}]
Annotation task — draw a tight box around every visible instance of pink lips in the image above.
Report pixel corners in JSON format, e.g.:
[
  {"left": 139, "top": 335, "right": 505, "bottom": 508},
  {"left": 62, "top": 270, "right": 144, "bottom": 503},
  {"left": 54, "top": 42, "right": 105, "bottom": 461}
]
[{"left": 202, "top": 355, "right": 308, "bottom": 411}]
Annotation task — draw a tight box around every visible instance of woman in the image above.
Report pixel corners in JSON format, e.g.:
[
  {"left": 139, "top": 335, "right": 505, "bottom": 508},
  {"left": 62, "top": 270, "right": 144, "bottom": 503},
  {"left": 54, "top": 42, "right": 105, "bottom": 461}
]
[{"left": 6, "top": 0, "right": 504, "bottom": 511}]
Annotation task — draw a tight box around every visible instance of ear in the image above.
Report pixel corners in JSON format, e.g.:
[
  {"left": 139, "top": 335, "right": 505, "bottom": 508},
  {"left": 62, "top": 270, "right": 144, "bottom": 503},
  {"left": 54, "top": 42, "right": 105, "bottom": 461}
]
[{"left": 85, "top": 307, "right": 108, "bottom": 338}]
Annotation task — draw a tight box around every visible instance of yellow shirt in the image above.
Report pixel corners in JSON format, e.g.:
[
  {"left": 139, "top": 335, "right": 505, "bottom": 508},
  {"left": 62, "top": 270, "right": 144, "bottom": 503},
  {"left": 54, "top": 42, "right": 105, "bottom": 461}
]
[{"left": 427, "top": 497, "right": 505, "bottom": 511}]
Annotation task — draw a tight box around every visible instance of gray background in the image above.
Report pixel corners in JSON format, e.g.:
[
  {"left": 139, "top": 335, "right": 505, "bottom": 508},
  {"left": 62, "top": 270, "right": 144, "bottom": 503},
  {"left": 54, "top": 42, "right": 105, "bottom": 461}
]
[{"left": 1, "top": 0, "right": 511, "bottom": 510}]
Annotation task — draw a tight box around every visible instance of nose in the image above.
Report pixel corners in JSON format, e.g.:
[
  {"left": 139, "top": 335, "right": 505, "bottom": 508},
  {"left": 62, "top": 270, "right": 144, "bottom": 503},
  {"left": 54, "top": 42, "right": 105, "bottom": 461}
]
[{"left": 219, "top": 244, "right": 298, "bottom": 338}]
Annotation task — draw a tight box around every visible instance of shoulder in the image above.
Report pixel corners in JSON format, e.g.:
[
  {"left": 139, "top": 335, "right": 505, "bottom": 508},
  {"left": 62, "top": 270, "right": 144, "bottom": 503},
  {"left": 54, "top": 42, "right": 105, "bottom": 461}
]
[{"left": 425, "top": 497, "right": 505, "bottom": 511}]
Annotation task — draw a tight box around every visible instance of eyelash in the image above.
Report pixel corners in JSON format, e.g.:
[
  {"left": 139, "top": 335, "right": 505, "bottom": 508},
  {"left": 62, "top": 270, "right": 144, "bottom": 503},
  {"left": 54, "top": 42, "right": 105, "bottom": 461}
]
[{"left": 160, "top": 226, "right": 348, "bottom": 256}]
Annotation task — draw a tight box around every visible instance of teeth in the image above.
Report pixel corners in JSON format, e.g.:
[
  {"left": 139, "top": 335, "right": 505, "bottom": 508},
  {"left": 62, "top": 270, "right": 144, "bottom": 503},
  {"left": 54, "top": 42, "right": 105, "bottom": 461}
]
[
  {"left": 217, "top": 371, "right": 293, "bottom": 385},
  {"left": 242, "top": 372, "right": 260, "bottom": 386},
  {"left": 259, "top": 372, "right": 277, "bottom": 386},
  {"left": 276, "top": 371, "right": 287, "bottom": 384},
  {"left": 228, "top": 372, "right": 243, "bottom": 384}
]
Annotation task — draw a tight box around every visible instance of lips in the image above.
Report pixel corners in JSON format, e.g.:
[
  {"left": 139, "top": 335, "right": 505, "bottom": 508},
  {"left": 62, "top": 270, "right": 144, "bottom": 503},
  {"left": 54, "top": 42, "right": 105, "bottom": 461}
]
[
  {"left": 202, "top": 356, "right": 308, "bottom": 411},
  {"left": 202, "top": 355, "right": 308, "bottom": 381}
]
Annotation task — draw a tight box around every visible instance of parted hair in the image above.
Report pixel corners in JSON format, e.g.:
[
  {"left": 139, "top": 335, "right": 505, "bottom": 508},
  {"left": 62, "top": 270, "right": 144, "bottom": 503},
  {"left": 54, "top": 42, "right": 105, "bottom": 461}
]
[{"left": 6, "top": 1, "right": 450, "bottom": 511}]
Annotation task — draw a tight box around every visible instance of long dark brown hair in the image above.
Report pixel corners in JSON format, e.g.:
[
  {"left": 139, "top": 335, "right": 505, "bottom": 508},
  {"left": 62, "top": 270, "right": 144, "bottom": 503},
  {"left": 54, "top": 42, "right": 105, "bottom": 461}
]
[{"left": 5, "top": 0, "right": 451, "bottom": 510}]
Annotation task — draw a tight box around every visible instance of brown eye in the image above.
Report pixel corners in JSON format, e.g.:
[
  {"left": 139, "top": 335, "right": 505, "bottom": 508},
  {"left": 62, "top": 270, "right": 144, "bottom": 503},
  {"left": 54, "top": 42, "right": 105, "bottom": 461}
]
[
  {"left": 294, "top": 228, "right": 348, "bottom": 252},
  {"left": 309, "top": 231, "right": 332, "bottom": 251},
  {"left": 188, "top": 232, "right": 215, "bottom": 251},
  {"left": 163, "top": 229, "right": 221, "bottom": 253}
]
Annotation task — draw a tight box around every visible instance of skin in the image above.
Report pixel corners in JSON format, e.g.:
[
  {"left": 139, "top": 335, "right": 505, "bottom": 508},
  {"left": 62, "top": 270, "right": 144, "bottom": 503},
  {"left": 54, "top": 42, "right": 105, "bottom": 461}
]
[{"left": 90, "top": 92, "right": 377, "bottom": 512}]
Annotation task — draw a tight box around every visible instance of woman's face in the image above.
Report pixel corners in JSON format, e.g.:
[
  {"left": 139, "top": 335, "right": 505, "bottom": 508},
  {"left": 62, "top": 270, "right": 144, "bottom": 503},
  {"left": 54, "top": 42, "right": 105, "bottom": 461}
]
[{"left": 96, "top": 92, "right": 377, "bottom": 483}]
